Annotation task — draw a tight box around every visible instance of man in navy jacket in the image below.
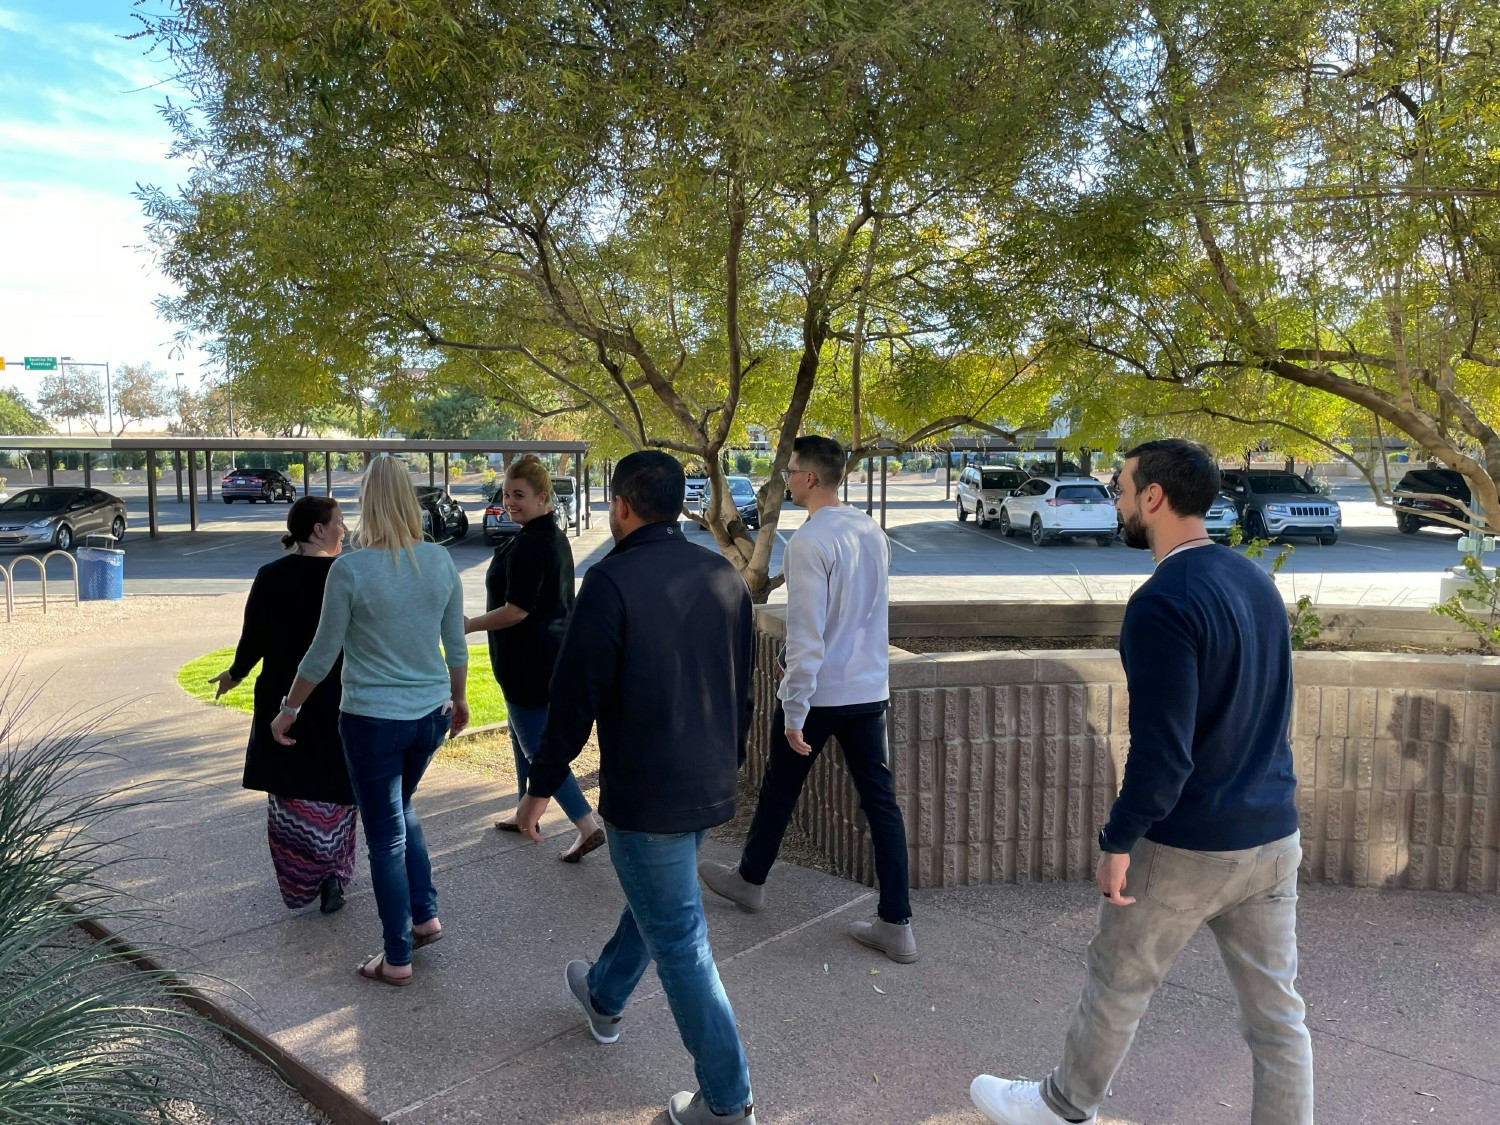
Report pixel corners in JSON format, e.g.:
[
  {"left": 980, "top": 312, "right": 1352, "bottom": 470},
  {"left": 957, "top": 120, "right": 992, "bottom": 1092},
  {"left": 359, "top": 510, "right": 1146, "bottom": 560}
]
[
  {"left": 971, "top": 439, "right": 1312, "bottom": 1125},
  {"left": 520, "top": 451, "right": 756, "bottom": 1125}
]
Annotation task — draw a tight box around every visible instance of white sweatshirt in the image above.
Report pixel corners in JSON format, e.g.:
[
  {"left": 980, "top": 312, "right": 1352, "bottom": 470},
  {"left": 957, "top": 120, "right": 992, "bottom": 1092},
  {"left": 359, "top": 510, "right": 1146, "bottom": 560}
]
[{"left": 777, "top": 503, "right": 890, "bottom": 728}]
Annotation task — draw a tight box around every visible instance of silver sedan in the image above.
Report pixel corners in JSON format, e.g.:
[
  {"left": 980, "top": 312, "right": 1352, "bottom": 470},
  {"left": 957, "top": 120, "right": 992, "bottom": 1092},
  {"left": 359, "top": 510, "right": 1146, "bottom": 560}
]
[{"left": 0, "top": 487, "right": 127, "bottom": 552}]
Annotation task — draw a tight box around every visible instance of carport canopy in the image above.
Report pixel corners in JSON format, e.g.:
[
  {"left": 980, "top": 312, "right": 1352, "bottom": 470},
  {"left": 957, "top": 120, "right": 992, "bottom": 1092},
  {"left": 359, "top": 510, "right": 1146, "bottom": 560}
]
[{"left": 0, "top": 436, "right": 591, "bottom": 539}]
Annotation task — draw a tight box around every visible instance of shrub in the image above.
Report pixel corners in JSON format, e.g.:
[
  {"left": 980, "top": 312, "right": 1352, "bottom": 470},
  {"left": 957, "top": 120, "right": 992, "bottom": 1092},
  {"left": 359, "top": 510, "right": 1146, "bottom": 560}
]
[
  {"left": 287, "top": 464, "right": 304, "bottom": 482},
  {"left": 110, "top": 469, "right": 127, "bottom": 484},
  {"left": 0, "top": 685, "right": 243, "bottom": 1121},
  {"left": 750, "top": 456, "right": 773, "bottom": 477},
  {"left": 733, "top": 452, "right": 753, "bottom": 474}
]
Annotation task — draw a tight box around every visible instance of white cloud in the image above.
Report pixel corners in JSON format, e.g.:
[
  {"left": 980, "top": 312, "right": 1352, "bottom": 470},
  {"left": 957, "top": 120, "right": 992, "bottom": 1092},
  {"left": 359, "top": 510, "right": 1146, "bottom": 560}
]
[{"left": 0, "top": 119, "right": 170, "bottom": 166}]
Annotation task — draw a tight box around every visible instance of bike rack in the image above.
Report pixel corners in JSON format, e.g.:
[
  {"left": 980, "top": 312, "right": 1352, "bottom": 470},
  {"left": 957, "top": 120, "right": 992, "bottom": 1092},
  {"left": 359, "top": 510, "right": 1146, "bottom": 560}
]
[{"left": 0, "top": 549, "right": 81, "bottom": 619}]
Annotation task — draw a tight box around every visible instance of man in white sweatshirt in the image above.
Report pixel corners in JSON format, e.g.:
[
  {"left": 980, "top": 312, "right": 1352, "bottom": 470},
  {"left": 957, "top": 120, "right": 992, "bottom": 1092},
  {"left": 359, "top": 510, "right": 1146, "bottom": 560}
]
[{"left": 699, "top": 434, "right": 916, "bottom": 963}]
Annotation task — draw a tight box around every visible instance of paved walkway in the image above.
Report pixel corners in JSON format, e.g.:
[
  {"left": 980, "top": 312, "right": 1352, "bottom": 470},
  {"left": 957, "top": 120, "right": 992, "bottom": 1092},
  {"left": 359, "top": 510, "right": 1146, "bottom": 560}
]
[{"left": 12, "top": 596, "right": 1500, "bottom": 1124}]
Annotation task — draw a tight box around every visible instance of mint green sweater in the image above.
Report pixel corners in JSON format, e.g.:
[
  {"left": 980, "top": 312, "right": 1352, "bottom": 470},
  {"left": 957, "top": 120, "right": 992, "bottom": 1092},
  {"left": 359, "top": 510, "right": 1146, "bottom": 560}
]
[{"left": 298, "top": 542, "right": 468, "bottom": 720}]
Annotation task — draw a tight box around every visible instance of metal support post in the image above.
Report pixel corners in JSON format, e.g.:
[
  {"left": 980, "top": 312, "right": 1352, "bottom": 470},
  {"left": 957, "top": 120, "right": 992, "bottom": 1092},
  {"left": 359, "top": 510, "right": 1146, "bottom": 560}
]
[
  {"left": 45, "top": 450, "right": 54, "bottom": 486},
  {"left": 174, "top": 450, "right": 183, "bottom": 501},
  {"left": 324, "top": 453, "right": 333, "bottom": 496},
  {"left": 428, "top": 452, "right": 435, "bottom": 487},
  {"left": 582, "top": 458, "right": 591, "bottom": 530},
  {"left": 83, "top": 452, "right": 92, "bottom": 488},
  {"left": 187, "top": 455, "right": 199, "bottom": 531},
  {"left": 945, "top": 454, "right": 952, "bottom": 499},
  {"left": 206, "top": 452, "right": 214, "bottom": 500},
  {"left": 442, "top": 452, "right": 450, "bottom": 486},
  {"left": 879, "top": 454, "right": 888, "bottom": 529},
  {"left": 865, "top": 456, "right": 874, "bottom": 515},
  {"left": 146, "top": 450, "right": 159, "bottom": 539},
  {"left": 301, "top": 451, "right": 310, "bottom": 496}
]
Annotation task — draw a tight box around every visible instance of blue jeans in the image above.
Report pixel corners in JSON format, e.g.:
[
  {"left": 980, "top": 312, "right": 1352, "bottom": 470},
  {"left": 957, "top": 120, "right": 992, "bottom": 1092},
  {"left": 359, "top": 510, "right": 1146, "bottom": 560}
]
[
  {"left": 505, "top": 699, "right": 592, "bottom": 822},
  {"left": 587, "top": 827, "right": 752, "bottom": 1115},
  {"left": 339, "top": 707, "right": 450, "bottom": 967}
]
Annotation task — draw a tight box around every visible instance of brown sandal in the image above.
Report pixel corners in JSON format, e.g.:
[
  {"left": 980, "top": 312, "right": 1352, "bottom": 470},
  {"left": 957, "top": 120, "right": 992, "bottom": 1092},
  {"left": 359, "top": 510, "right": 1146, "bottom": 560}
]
[
  {"left": 357, "top": 954, "right": 412, "bottom": 987},
  {"left": 560, "top": 827, "right": 607, "bottom": 864},
  {"left": 494, "top": 819, "right": 523, "bottom": 833},
  {"left": 413, "top": 925, "right": 443, "bottom": 949}
]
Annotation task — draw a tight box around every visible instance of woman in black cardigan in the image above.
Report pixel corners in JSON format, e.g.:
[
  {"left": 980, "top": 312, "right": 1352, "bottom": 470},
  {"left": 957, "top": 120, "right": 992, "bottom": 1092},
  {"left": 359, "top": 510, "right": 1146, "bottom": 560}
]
[{"left": 210, "top": 495, "right": 356, "bottom": 913}]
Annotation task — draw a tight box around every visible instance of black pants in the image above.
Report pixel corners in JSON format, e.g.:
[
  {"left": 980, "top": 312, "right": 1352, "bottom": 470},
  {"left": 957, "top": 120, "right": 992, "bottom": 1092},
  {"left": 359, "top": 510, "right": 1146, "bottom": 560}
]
[{"left": 739, "top": 704, "right": 912, "bottom": 923}]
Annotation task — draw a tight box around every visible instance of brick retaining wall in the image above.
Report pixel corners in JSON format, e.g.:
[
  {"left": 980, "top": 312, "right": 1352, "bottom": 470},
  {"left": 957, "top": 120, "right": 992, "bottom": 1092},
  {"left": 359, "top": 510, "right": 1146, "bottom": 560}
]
[{"left": 749, "top": 605, "right": 1500, "bottom": 894}]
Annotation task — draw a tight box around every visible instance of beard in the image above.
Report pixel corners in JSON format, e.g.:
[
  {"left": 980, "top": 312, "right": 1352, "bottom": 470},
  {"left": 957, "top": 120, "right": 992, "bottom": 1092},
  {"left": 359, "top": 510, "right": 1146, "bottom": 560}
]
[
  {"left": 608, "top": 511, "right": 624, "bottom": 542},
  {"left": 1121, "top": 509, "right": 1151, "bottom": 551}
]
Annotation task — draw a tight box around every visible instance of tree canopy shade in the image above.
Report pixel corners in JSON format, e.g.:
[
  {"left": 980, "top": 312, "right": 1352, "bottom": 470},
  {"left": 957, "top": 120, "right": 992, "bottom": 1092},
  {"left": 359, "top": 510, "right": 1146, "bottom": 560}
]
[
  {"left": 1038, "top": 0, "right": 1500, "bottom": 525},
  {"left": 139, "top": 0, "right": 1100, "bottom": 598}
]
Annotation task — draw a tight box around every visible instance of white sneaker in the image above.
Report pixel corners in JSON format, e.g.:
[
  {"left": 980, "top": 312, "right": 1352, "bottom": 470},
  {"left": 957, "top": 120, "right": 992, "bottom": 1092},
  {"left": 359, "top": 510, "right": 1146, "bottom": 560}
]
[{"left": 969, "top": 1076, "right": 1095, "bottom": 1125}]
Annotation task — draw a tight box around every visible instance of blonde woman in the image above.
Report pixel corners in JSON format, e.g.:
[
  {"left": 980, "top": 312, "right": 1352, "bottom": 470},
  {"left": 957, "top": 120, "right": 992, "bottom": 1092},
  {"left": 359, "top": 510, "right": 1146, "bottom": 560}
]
[
  {"left": 271, "top": 455, "right": 469, "bottom": 986},
  {"left": 464, "top": 455, "right": 604, "bottom": 861}
]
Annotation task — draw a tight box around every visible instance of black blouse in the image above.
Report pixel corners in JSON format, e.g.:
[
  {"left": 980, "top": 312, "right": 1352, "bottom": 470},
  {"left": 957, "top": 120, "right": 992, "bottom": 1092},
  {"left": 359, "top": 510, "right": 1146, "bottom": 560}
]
[
  {"left": 230, "top": 553, "right": 353, "bottom": 804},
  {"left": 484, "top": 516, "right": 575, "bottom": 707}
]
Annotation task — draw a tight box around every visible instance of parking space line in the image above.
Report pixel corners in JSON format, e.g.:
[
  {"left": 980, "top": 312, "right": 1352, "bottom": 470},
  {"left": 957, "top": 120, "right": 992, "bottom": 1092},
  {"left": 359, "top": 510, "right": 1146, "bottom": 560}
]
[
  {"left": 1350, "top": 542, "right": 1394, "bottom": 552},
  {"left": 886, "top": 531, "right": 918, "bottom": 553},
  {"left": 181, "top": 534, "right": 280, "bottom": 556},
  {"left": 962, "top": 524, "right": 1032, "bottom": 552}
]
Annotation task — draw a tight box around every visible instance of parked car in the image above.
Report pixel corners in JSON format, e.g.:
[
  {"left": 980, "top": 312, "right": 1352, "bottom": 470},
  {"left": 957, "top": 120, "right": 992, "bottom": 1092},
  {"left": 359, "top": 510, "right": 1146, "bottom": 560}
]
[
  {"left": 697, "top": 475, "right": 760, "bottom": 530},
  {"left": 1220, "top": 470, "right": 1341, "bottom": 544},
  {"left": 1204, "top": 493, "right": 1242, "bottom": 541},
  {"left": 221, "top": 467, "right": 297, "bottom": 504},
  {"left": 551, "top": 475, "right": 578, "bottom": 529},
  {"left": 415, "top": 485, "right": 469, "bottom": 543},
  {"left": 684, "top": 476, "right": 710, "bottom": 507},
  {"left": 1027, "top": 459, "right": 1081, "bottom": 478},
  {"left": 482, "top": 499, "right": 523, "bottom": 543},
  {"left": 998, "top": 477, "right": 1116, "bottom": 546},
  {"left": 0, "top": 487, "right": 126, "bottom": 552},
  {"left": 1391, "top": 468, "right": 1470, "bottom": 534},
  {"left": 956, "top": 464, "right": 1029, "bottom": 527}
]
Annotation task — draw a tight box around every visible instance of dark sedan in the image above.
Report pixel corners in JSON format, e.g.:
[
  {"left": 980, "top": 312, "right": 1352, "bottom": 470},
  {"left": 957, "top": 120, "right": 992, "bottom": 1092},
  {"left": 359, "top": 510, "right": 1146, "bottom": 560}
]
[
  {"left": 0, "top": 487, "right": 127, "bottom": 551},
  {"left": 221, "top": 468, "right": 298, "bottom": 503},
  {"left": 416, "top": 486, "right": 469, "bottom": 543},
  {"left": 1392, "top": 468, "right": 1470, "bottom": 534}
]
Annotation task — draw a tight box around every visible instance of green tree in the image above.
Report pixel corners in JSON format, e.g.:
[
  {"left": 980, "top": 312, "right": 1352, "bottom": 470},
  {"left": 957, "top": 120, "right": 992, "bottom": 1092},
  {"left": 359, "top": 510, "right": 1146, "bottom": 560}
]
[
  {"left": 1038, "top": 0, "right": 1500, "bottom": 527},
  {"left": 112, "top": 362, "right": 172, "bottom": 433},
  {"left": 141, "top": 0, "right": 1096, "bottom": 599},
  {"left": 37, "top": 368, "right": 105, "bottom": 436},
  {"left": 0, "top": 387, "right": 50, "bottom": 435}
]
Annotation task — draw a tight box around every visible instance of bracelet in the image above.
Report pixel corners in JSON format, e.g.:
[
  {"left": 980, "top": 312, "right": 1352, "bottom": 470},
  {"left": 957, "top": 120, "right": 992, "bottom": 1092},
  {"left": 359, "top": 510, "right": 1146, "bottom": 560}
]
[{"left": 279, "top": 696, "right": 301, "bottom": 717}]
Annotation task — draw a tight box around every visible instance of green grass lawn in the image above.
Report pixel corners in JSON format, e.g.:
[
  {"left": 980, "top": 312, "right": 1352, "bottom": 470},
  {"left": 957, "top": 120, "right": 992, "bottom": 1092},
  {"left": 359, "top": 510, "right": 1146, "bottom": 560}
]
[{"left": 176, "top": 646, "right": 508, "bottom": 727}]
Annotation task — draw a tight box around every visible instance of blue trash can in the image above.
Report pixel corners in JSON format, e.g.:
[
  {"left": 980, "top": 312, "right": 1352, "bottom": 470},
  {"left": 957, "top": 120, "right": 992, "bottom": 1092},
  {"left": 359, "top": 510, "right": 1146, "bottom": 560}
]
[{"left": 77, "top": 545, "right": 124, "bottom": 601}]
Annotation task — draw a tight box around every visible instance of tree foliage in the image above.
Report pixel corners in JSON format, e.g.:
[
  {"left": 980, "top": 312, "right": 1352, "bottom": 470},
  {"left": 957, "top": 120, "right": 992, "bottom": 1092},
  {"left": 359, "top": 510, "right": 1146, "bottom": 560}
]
[
  {"left": 112, "top": 362, "right": 172, "bottom": 433},
  {"left": 0, "top": 387, "right": 50, "bottom": 436},
  {"left": 140, "top": 0, "right": 1098, "bottom": 597},
  {"left": 36, "top": 369, "right": 105, "bottom": 435}
]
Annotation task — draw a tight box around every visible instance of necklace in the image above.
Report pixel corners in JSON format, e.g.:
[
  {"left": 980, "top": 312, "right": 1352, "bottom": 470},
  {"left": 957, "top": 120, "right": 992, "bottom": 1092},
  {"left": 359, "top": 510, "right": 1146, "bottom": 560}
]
[{"left": 1157, "top": 536, "right": 1213, "bottom": 564}]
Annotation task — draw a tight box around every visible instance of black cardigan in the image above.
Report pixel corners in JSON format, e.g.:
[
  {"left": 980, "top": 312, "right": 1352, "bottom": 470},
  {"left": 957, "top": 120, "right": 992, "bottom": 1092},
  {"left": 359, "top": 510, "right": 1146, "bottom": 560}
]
[{"left": 230, "top": 554, "right": 353, "bottom": 805}]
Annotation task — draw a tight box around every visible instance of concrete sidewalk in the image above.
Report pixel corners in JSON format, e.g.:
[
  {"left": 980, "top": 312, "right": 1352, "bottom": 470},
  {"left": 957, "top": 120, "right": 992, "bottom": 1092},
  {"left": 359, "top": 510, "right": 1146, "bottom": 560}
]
[{"left": 12, "top": 596, "right": 1500, "bottom": 1124}]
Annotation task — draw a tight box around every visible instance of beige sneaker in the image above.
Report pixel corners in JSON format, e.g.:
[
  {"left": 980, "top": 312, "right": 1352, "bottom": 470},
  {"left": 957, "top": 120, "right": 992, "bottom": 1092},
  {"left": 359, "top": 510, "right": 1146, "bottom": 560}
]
[{"left": 697, "top": 861, "right": 765, "bottom": 912}]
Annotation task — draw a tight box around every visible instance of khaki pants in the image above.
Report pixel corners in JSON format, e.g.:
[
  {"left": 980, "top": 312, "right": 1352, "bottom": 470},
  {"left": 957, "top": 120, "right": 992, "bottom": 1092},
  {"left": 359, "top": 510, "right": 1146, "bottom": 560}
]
[{"left": 1045, "top": 833, "right": 1314, "bottom": 1124}]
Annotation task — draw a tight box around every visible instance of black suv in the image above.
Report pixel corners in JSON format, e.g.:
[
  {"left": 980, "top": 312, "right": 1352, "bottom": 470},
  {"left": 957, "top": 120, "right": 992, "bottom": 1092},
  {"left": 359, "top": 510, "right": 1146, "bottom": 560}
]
[
  {"left": 1391, "top": 468, "right": 1470, "bottom": 534},
  {"left": 415, "top": 486, "right": 469, "bottom": 543},
  {"left": 221, "top": 468, "right": 297, "bottom": 503}
]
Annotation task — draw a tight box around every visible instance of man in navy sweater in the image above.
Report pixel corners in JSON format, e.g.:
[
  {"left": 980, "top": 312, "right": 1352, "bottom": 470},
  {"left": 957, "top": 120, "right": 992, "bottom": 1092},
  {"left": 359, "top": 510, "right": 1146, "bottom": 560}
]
[{"left": 971, "top": 439, "right": 1313, "bottom": 1125}]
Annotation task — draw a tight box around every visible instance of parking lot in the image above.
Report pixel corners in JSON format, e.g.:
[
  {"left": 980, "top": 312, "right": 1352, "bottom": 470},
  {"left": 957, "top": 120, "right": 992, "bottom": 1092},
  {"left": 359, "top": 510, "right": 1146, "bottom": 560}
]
[{"left": 0, "top": 473, "right": 1472, "bottom": 610}]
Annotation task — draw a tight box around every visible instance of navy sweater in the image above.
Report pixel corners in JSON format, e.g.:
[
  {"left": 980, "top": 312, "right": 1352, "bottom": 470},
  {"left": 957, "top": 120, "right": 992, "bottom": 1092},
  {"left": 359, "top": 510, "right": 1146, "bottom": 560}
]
[{"left": 1100, "top": 544, "right": 1300, "bottom": 854}]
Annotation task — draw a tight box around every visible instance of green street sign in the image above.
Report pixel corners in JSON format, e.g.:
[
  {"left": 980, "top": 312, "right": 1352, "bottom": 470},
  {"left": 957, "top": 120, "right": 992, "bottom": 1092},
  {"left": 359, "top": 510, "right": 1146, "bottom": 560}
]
[{"left": 24, "top": 356, "right": 57, "bottom": 371}]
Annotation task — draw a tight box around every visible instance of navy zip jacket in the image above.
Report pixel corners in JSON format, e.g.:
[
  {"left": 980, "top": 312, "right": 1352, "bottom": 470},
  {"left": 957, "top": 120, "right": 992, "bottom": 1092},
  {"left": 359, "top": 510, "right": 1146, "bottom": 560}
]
[
  {"left": 528, "top": 520, "right": 754, "bottom": 833},
  {"left": 1099, "top": 544, "right": 1300, "bottom": 855}
]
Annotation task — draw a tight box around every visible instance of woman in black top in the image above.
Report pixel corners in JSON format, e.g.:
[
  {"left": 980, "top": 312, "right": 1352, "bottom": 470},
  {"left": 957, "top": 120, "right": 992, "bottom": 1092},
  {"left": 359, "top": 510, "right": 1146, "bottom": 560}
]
[
  {"left": 210, "top": 495, "right": 357, "bottom": 912},
  {"left": 465, "top": 455, "right": 603, "bottom": 862}
]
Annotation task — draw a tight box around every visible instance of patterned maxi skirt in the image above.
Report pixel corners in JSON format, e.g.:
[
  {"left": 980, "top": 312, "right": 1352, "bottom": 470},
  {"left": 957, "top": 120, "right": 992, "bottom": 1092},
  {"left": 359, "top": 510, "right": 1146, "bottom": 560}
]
[{"left": 266, "top": 796, "right": 359, "bottom": 909}]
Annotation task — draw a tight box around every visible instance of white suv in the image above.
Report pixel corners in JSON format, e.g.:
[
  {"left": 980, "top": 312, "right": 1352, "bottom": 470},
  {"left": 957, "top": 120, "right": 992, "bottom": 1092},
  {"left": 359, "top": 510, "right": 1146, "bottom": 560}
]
[
  {"left": 999, "top": 477, "right": 1116, "bottom": 546},
  {"left": 956, "top": 464, "right": 1029, "bottom": 528}
]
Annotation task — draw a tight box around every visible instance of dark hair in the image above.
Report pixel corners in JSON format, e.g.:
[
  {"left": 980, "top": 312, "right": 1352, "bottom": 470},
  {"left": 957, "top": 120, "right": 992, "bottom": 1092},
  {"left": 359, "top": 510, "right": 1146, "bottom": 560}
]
[
  {"left": 1124, "top": 439, "right": 1220, "bottom": 517},
  {"left": 612, "top": 451, "right": 685, "bottom": 522},
  {"left": 281, "top": 495, "right": 340, "bottom": 549},
  {"left": 792, "top": 434, "right": 846, "bottom": 488}
]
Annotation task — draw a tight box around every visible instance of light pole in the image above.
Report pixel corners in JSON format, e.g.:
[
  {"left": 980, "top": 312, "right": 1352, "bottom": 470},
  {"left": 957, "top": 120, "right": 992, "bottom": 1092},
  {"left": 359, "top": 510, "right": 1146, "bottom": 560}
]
[{"left": 59, "top": 356, "right": 113, "bottom": 434}]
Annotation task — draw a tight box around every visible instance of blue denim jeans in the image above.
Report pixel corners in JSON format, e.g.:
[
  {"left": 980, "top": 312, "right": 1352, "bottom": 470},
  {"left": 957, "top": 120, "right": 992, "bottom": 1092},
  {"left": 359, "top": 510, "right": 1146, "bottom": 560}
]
[
  {"left": 587, "top": 827, "right": 752, "bottom": 1115},
  {"left": 339, "top": 707, "right": 450, "bottom": 967},
  {"left": 1046, "top": 833, "right": 1313, "bottom": 1124},
  {"left": 505, "top": 699, "right": 592, "bottom": 823}
]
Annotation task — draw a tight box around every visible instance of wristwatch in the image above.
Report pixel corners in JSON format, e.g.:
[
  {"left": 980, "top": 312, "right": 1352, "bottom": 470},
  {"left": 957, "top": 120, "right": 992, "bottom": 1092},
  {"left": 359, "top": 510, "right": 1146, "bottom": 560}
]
[{"left": 279, "top": 696, "right": 301, "bottom": 718}]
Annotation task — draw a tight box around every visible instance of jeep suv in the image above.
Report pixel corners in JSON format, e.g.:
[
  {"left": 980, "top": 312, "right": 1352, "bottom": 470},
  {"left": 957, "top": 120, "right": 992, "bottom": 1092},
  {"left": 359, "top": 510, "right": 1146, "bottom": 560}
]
[
  {"left": 1220, "top": 470, "right": 1341, "bottom": 544},
  {"left": 956, "top": 464, "right": 1029, "bottom": 528}
]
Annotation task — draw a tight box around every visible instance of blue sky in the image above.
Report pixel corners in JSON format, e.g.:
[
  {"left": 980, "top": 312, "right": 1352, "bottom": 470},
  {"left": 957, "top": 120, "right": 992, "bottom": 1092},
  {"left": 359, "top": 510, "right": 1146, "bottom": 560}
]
[{"left": 0, "top": 0, "right": 208, "bottom": 408}]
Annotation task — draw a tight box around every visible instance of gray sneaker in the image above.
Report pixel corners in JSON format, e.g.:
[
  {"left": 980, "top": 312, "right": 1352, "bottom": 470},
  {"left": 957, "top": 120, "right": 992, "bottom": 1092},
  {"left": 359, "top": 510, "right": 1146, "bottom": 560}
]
[
  {"left": 849, "top": 917, "right": 918, "bottom": 963},
  {"left": 697, "top": 861, "right": 765, "bottom": 912},
  {"left": 668, "top": 1090, "right": 757, "bottom": 1124},
  {"left": 565, "top": 959, "right": 621, "bottom": 1044}
]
